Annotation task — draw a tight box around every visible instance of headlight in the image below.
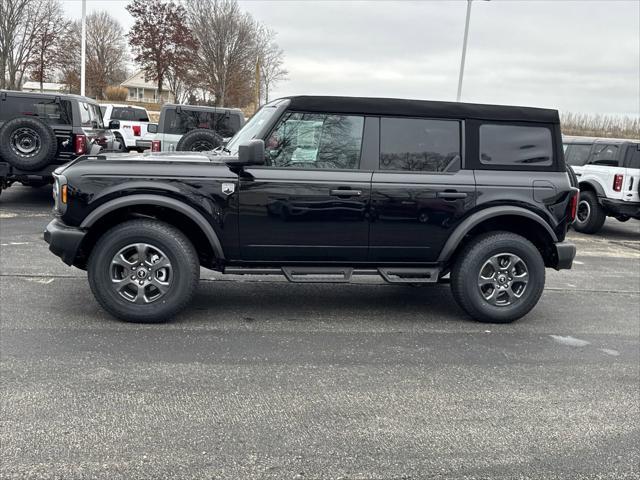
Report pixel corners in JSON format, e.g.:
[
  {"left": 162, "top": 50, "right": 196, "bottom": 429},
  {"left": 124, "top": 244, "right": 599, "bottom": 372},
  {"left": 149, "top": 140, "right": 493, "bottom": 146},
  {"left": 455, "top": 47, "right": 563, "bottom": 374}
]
[{"left": 52, "top": 173, "right": 67, "bottom": 214}]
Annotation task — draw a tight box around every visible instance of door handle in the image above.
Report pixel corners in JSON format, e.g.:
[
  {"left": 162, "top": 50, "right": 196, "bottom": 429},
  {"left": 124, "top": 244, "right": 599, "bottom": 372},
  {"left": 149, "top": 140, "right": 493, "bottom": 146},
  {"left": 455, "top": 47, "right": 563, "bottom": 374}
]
[
  {"left": 330, "top": 189, "right": 362, "bottom": 197},
  {"left": 436, "top": 191, "right": 468, "bottom": 200}
]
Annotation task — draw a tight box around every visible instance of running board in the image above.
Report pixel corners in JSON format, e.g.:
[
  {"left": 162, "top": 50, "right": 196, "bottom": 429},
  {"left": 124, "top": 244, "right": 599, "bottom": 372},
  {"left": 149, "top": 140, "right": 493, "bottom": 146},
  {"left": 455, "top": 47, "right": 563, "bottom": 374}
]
[
  {"left": 282, "top": 267, "right": 354, "bottom": 283},
  {"left": 224, "top": 266, "right": 441, "bottom": 284},
  {"left": 378, "top": 267, "right": 439, "bottom": 283}
]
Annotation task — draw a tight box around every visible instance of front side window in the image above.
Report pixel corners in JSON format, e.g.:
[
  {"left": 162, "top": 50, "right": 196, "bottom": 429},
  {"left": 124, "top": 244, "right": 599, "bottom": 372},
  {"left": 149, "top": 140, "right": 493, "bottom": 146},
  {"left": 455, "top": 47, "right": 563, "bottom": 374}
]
[
  {"left": 480, "top": 124, "right": 553, "bottom": 166},
  {"left": 380, "top": 117, "right": 461, "bottom": 172},
  {"left": 265, "top": 112, "right": 364, "bottom": 169},
  {"left": 590, "top": 144, "right": 619, "bottom": 166},
  {"left": 565, "top": 144, "right": 592, "bottom": 166}
]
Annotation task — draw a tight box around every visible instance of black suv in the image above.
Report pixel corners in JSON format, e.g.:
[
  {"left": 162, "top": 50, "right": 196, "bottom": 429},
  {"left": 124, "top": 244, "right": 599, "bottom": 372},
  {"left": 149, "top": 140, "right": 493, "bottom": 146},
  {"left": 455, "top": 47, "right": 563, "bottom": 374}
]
[
  {"left": 45, "top": 96, "right": 578, "bottom": 324},
  {"left": 0, "top": 90, "right": 117, "bottom": 195}
]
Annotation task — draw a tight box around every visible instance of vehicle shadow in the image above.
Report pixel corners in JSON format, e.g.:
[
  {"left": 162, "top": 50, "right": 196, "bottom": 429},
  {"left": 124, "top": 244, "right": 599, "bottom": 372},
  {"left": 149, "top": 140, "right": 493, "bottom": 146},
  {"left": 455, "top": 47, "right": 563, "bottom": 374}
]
[
  {"left": 569, "top": 218, "right": 640, "bottom": 242},
  {"left": 188, "top": 280, "right": 469, "bottom": 325},
  {"left": 0, "top": 184, "right": 54, "bottom": 208}
]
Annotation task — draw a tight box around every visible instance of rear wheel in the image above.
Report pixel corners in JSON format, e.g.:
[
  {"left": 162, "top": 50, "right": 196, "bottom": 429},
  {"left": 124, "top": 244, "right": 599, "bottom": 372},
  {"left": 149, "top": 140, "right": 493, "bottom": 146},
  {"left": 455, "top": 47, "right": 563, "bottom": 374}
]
[
  {"left": 88, "top": 219, "right": 200, "bottom": 323},
  {"left": 573, "top": 191, "right": 605, "bottom": 234},
  {"left": 451, "top": 231, "right": 545, "bottom": 323}
]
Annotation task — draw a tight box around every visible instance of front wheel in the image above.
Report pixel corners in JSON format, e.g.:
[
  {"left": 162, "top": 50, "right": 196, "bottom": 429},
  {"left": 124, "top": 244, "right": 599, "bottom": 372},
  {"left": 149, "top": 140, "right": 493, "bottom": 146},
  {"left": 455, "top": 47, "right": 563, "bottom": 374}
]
[
  {"left": 450, "top": 232, "right": 546, "bottom": 323},
  {"left": 88, "top": 219, "right": 200, "bottom": 323}
]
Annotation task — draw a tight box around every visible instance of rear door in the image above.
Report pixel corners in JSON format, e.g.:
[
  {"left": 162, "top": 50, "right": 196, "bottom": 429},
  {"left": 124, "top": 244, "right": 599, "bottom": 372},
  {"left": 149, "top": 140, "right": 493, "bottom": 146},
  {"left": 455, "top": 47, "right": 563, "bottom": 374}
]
[
  {"left": 369, "top": 117, "right": 475, "bottom": 262},
  {"left": 238, "top": 111, "right": 375, "bottom": 262}
]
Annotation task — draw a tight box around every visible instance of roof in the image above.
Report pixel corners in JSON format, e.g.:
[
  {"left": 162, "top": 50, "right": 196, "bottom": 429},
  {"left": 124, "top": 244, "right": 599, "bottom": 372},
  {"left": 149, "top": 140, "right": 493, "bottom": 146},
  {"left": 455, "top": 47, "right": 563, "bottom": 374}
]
[
  {"left": 121, "top": 70, "right": 164, "bottom": 89},
  {"left": 562, "top": 135, "right": 639, "bottom": 144},
  {"left": 99, "top": 103, "right": 148, "bottom": 110},
  {"left": 1, "top": 89, "right": 99, "bottom": 104},
  {"left": 279, "top": 95, "right": 560, "bottom": 124},
  {"left": 161, "top": 103, "right": 243, "bottom": 114},
  {"left": 22, "top": 81, "right": 66, "bottom": 91}
]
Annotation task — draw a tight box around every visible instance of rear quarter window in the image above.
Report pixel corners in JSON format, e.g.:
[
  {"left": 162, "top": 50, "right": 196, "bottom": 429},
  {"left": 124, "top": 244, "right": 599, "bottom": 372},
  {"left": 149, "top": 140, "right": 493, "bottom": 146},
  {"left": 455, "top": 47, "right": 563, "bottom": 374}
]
[
  {"left": 625, "top": 145, "right": 640, "bottom": 169},
  {"left": 0, "top": 96, "right": 72, "bottom": 125},
  {"left": 480, "top": 124, "right": 553, "bottom": 167},
  {"left": 112, "top": 107, "right": 149, "bottom": 122},
  {"left": 565, "top": 143, "right": 592, "bottom": 166}
]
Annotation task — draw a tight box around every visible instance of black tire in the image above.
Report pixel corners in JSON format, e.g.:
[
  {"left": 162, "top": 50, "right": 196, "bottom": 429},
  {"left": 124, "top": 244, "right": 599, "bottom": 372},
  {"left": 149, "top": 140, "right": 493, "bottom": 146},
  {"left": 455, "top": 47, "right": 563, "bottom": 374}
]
[
  {"left": 113, "top": 133, "right": 127, "bottom": 152},
  {"left": 450, "top": 231, "right": 546, "bottom": 323},
  {"left": 573, "top": 190, "right": 606, "bottom": 234},
  {"left": 22, "top": 179, "right": 50, "bottom": 188},
  {"left": 88, "top": 219, "right": 200, "bottom": 323},
  {"left": 176, "top": 129, "right": 222, "bottom": 152},
  {"left": 0, "top": 117, "right": 57, "bottom": 171}
]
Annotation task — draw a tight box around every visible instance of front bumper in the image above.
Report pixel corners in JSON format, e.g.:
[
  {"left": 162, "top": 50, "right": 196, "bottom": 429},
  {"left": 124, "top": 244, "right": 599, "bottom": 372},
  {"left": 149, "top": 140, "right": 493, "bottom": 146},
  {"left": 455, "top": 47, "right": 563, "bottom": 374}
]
[
  {"left": 44, "top": 219, "right": 86, "bottom": 266},
  {"left": 554, "top": 241, "right": 576, "bottom": 270},
  {"left": 601, "top": 198, "right": 640, "bottom": 219}
]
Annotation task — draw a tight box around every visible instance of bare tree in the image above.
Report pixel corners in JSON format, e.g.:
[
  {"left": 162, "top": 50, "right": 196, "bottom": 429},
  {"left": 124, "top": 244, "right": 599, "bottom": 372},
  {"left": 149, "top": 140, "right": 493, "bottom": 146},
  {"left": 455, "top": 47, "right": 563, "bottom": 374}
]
[
  {"left": 29, "top": 0, "right": 70, "bottom": 91},
  {"left": 256, "top": 27, "right": 288, "bottom": 104},
  {"left": 561, "top": 112, "right": 640, "bottom": 139},
  {"left": 58, "top": 12, "right": 128, "bottom": 98},
  {"left": 186, "top": 0, "right": 258, "bottom": 107},
  {"left": 1, "top": 0, "right": 57, "bottom": 90},
  {"left": 126, "top": 0, "right": 197, "bottom": 103}
]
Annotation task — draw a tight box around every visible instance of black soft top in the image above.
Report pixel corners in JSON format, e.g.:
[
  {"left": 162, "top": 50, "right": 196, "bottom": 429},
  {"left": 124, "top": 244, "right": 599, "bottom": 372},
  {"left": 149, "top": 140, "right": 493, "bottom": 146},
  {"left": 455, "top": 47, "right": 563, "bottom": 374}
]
[{"left": 282, "top": 95, "right": 559, "bottom": 124}]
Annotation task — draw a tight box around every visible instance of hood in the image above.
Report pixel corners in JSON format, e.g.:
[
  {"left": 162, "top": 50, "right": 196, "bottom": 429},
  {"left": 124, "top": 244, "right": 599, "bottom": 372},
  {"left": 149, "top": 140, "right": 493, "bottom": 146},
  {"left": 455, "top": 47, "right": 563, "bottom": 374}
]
[{"left": 55, "top": 150, "right": 232, "bottom": 174}]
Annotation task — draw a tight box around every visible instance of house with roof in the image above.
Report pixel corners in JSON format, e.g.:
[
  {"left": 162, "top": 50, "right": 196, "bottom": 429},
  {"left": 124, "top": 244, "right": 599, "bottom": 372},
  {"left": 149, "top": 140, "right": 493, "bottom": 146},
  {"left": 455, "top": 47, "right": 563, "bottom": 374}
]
[
  {"left": 22, "top": 81, "right": 66, "bottom": 94},
  {"left": 120, "top": 71, "right": 174, "bottom": 104}
]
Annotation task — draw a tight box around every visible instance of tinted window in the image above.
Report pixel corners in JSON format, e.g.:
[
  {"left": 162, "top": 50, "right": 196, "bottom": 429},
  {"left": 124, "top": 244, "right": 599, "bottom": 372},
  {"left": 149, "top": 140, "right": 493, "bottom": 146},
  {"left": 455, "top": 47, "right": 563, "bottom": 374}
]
[
  {"left": 265, "top": 112, "right": 364, "bottom": 169},
  {"left": 0, "top": 96, "right": 72, "bottom": 124},
  {"left": 565, "top": 144, "right": 592, "bottom": 166},
  {"left": 164, "top": 109, "right": 241, "bottom": 137},
  {"left": 380, "top": 118, "right": 461, "bottom": 172},
  {"left": 624, "top": 145, "right": 640, "bottom": 169},
  {"left": 590, "top": 144, "right": 619, "bottom": 166},
  {"left": 480, "top": 124, "right": 552, "bottom": 166},
  {"left": 111, "top": 107, "right": 149, "bottom": 122}
]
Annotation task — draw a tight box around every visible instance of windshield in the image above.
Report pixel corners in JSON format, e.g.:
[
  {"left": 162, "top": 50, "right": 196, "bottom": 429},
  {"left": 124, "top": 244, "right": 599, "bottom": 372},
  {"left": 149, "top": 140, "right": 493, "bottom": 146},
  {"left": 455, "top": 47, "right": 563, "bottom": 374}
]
[{"left": 225, "top": 105, "right": 278, "bottom": 154}]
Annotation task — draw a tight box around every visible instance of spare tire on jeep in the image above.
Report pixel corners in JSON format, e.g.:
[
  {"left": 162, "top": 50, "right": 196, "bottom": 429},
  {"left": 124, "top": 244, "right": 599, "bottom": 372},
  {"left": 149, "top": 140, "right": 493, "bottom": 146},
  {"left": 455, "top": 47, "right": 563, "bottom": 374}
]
[
  {"left": 176, "top": 129, "right": 223, "bottom": 152},
  {"left": 0, "top": 117, "right": 58, "bottom": 171}
]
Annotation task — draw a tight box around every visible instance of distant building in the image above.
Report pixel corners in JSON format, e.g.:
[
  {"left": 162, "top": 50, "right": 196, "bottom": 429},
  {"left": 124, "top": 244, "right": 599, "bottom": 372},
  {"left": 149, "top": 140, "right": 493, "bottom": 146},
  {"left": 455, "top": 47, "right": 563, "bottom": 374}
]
[
  {"left": 120, "top": 71, "right": 174, "bottom": 104},
  {"left": 22, "top": 81, "right": 66, "bottom": 94}
]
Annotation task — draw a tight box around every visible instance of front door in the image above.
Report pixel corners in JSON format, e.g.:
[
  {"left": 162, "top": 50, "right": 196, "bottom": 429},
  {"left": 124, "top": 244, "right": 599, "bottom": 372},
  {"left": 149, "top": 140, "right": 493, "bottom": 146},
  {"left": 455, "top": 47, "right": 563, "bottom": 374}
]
[
  {"left": 238, "top": 111, "right": 372, "bottom": 262},
  {"left": 369, "top": 117, "right": 476, "bottom": 262}
]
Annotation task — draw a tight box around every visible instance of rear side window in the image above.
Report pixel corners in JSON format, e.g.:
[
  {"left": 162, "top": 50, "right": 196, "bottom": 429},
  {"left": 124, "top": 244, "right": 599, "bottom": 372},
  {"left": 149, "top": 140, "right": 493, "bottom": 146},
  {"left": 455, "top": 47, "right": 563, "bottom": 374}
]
[
  {"left": 589, "top": 144, "right": 620, "bottom": 166},
  {"left": 380, "top": 117, "right": 461, "bottom": 172},
  {"left": 79, "top": 102, "right": 105, "bottom": 128},
  {"left": 164, "top": 109, "right": 241, "bottom": 137},
  {"left": 111, "top": 107, "right": 149, "bottom": 122},
  {"left": 480, "top": 124, "right": 553, "bottom": 167},
  {"left": 0, "top": 96, "right": 72, "bottom": 125},
  {"left": 565, "top": 144, "right": 592, "bottom": 166}
]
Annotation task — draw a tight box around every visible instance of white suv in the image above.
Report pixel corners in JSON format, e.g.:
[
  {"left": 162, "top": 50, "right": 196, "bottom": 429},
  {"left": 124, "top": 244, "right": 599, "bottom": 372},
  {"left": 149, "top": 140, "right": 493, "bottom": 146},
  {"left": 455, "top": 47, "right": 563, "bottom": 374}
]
[
  {"left": 100, "top": 104, "right": 151, "bottom": 152},
  {"left": 563, "top": 136, "right": 640, "bottom": 233}
]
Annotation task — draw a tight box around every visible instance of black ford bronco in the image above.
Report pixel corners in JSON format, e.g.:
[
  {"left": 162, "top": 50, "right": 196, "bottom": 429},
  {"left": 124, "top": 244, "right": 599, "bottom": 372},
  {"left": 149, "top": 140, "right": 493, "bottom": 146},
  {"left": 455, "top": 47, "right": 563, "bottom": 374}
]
[
  {"left": 45, "top": 96, "right": 578, "bottom": 324},
  {"left": 0, "top": 90, "right": 118, "bottom": 196}
]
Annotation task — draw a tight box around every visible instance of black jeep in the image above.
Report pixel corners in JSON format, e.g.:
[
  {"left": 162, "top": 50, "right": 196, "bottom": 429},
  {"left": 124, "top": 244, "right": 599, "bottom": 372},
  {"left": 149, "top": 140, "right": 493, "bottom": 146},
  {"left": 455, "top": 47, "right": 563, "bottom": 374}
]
[
  {"left": 0, "top": 90, "right": 118, "bottom": 195},
  {"left": 44, "top": 96, "right": 578, "bottom": 324}
]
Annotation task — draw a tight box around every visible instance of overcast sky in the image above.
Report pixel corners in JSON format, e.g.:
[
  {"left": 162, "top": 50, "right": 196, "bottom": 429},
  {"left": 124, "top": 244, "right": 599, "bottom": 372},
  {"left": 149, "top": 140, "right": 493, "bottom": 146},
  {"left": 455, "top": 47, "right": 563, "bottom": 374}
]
[{"left": 61, "top": 0, "right": 639, "bottom": 116}]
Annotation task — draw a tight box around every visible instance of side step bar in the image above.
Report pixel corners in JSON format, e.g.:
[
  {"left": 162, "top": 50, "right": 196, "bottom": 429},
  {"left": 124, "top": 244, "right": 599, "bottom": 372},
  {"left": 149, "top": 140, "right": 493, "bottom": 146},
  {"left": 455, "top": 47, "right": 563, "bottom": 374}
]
[{"left": 224, "top": 266, "right": 441, "bottom": 284}]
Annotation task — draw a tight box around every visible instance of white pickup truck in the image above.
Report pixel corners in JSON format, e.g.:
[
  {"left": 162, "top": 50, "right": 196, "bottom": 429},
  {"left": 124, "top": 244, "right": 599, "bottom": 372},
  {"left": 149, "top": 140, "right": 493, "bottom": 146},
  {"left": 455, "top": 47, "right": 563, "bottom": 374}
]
[{"left": 100, "top": 104, "right": 151, "bottom": 152}]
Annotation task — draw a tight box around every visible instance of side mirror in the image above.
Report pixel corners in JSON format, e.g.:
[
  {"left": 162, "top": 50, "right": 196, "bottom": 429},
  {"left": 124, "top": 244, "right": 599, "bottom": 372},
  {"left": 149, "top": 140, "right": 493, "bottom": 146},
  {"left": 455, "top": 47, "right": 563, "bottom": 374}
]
[
  {"left": 108, "top": 120, "right": 120, "bottom": 130},
  {"left": 235, "top": 139, "right": 265, "bottom": 166},
  {"left": 147, "top": 123, "right": 158, "bottom": 134}
]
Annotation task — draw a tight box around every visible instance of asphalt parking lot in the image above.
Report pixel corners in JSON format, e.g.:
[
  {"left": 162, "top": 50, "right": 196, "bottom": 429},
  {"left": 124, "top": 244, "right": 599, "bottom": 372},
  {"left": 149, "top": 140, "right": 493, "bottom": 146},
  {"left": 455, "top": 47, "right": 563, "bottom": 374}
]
[{"left": 1, "top": 185, "right": 638, "bottom": 480}]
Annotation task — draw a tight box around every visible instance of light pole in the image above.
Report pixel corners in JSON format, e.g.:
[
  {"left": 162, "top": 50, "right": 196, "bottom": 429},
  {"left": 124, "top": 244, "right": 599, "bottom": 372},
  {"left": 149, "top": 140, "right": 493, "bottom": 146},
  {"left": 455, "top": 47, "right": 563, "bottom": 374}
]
[
  {"left": 80, "top": 0, "right": 86, "bottom": 96},
  {"left": 456, "top": 0, "right": 488, "bottom": 102}
]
